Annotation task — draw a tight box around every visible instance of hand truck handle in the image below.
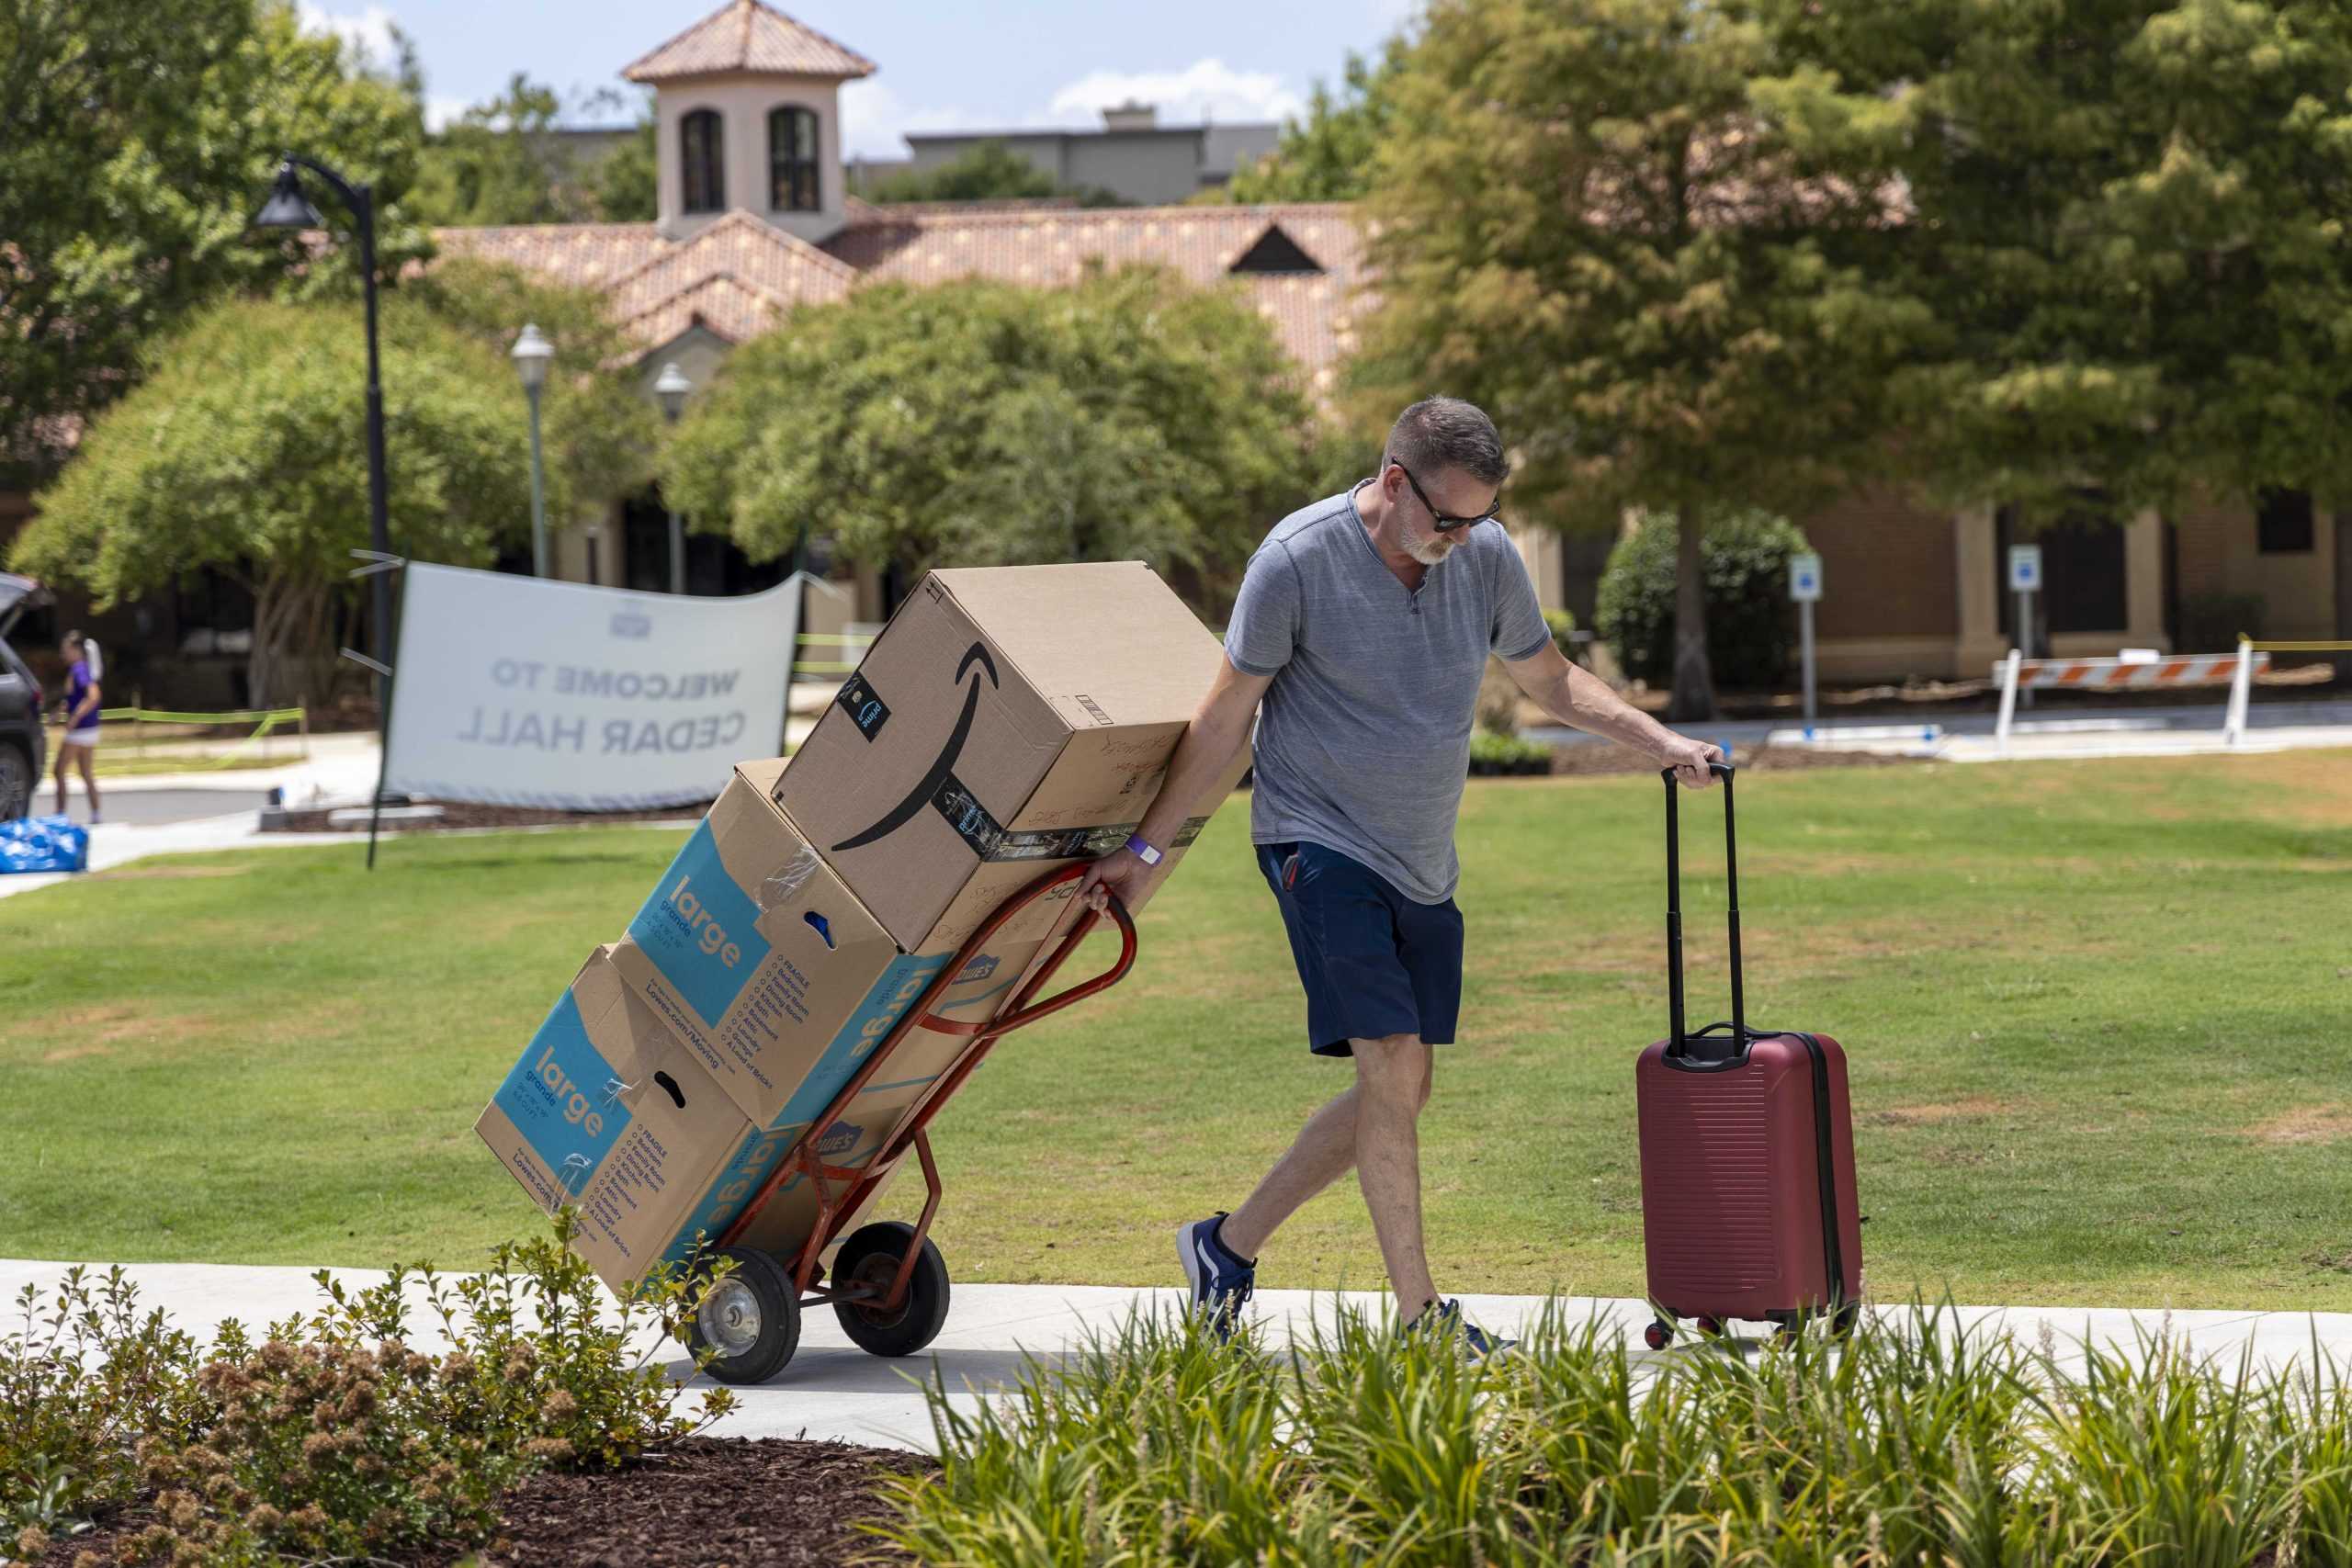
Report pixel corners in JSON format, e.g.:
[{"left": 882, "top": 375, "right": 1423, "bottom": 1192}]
[{"left": 915, "top": 862, "right": 1136, "bottom": 1039}]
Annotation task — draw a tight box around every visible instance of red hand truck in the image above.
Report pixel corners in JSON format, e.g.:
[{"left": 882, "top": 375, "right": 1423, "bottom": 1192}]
[{"left": 681, "top": 863, "right": 1134, "bottom": 1383}]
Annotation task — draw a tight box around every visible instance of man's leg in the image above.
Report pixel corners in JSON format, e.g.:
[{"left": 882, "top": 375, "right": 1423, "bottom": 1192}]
[
  {"left": 1222, "top": 1051, "right": 1433, "bottom": 1260},
  {"left": 1352, "top": 1032, "right": 1437, "bottom": 1315}
]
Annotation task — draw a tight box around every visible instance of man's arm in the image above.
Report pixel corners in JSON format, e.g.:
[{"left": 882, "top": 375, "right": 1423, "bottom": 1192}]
[
  {"left": 1078, "top": 656, "right": 1272, "bottom": 915},
  {"left": 1501, "top": 643, "right": 1722, "bottom": 788}
]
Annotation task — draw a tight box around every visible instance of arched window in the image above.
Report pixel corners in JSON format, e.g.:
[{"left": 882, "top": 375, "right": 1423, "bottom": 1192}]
[
  {"left": 769, "top": 106, "right": 820, "bottom": 212},
  {"left": 681, "top": 108, "right": 724, "bottom": 214}
]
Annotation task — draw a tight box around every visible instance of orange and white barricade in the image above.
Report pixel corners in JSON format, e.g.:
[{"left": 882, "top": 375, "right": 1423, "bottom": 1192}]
[{"left": 1993, "top": 644, "right": 2270, "bottom": 754}]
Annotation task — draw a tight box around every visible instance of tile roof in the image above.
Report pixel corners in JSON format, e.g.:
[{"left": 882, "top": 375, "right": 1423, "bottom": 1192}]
[
  {"left": 431, "top": 224, "right": 671, "bottom": 292},
  {"left": 821, "top": 202, "right": 1370, "bottom": 383},
  {"left": 622, "top": 0, "right": 876, "bottom": 84},
  {"left": 435, "top": 202, "right": 1373, "bottom": 380}
]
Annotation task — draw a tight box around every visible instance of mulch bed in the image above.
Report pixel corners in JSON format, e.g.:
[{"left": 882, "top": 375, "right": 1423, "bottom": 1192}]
[{"left": 38, "top": 1439, "right": 937, "bottom": 1568}]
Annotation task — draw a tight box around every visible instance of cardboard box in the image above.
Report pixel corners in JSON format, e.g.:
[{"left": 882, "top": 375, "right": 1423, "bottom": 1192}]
[
  {"left": 475, "top": 947, "right": 760, "bottom": 1292},
  {"left": 614, "top": 757, "right": 1049, "bottom": 1130},
  {"left": 476, "top": 945, "right": 938, "bottom": 1295},
  {"left": 775, "top": 563, "right": 1232, "bottom": 952}
]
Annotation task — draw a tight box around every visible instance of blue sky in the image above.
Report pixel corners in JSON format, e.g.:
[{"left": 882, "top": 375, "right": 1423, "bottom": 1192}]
[{"left": 295, "top": 0, "right": 1411, "bottom": 155}]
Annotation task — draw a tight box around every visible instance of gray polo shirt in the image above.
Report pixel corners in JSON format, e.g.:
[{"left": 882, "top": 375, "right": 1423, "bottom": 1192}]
[{"left": 1224, "top": 483, "right": 1552, "bottom": 904}]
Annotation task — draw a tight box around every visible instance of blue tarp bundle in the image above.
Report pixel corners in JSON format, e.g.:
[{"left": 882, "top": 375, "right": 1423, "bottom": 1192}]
[{"left": 0, "top": 814, "right": 89, "bottom": 874}]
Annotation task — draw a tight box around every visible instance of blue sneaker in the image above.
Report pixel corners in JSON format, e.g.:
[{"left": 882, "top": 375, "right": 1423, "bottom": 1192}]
[
  {"left": 1403, "top": 1298, "right": 1516, "bottom": 1359},
  {"left": 1176, "top": 1212, "right": 1255, "bottom": 1337}
]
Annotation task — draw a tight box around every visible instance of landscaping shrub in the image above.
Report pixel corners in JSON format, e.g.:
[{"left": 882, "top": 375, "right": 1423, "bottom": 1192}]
[
  {"left": 1, "top": 1213, "right": 735, "bottom": 1564},
  {"left": 874, "top": 1299, "right": 2352, "bottom": 1566},
  {"left": 1597, "top": 508, "right": 1812, "bottom": 689},
  {"left": 1469, "top": 731, "right": 1552, "bottom": 775}
]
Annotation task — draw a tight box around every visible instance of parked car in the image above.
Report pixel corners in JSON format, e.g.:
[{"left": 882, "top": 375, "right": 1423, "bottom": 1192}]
[{"left": 0, "top": 572, "right": 51, "bottom": 819}]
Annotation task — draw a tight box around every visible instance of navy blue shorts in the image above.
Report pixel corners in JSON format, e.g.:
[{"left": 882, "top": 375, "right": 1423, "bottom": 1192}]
[{"left": 1257, "top": 840, "right": 1464, "bottom": 1057}]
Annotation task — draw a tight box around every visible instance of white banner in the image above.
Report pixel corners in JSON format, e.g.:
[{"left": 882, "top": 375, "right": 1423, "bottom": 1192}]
[{"left": 384, "top": 563, "right": 803, "bottom": 810}]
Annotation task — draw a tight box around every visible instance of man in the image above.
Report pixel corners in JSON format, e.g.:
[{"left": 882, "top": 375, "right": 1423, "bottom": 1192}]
[{"left": 1080, "top": 397, "right": 1721, "bottom": 1353}]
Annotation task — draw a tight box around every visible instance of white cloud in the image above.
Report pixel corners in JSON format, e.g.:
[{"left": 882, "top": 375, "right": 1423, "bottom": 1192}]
[
  {"left": 1046, "top": 58, "right": 1304, "bottom": 127},
  {"left": 294, "top": 2, "right": 401, "bottom": 68}
]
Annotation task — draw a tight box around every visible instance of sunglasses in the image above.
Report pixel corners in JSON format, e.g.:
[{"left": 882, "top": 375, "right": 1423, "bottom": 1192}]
[{"left": 1391, "top": 460, "right": 1501, "bottom": 532}]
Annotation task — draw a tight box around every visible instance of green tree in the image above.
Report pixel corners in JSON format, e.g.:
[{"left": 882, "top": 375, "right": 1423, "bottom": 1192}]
[
  {"left": 407, "top": 256, "right": 662, "bottom": 532},
  {"left": 1346, "top": 0, "right": 1928, "bottom": 719},
  {"left": 662, "top": 266, "right": 1329, "bottom": 600},
  {"left": 1763, "top": 0, "right": 2352, "bottom": 521},
  {"left": 854, "top": 141, "right": 1130, "bottom": 207},
  {"left": 0, "top": 0, "right": 428, "bottom": 483},
  {"left": 1224, "top": 39, "right": 1409, "bottom": 203},
  {"left": 13, "top": 299, "right": 532, "bottom": 705},
  {"left": 594, "top": 114, "right": 659, "bottom": 222},
  {"left": 409, "top": 74, "right": 594, "bottom": 227}
]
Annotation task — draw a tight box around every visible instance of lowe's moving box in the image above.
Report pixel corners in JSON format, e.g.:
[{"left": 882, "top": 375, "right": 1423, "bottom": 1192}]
[
  {"left": 475, "top": 946, "right": 925, "bottom": 1294},
  {"left": 775, "top": 562, "right": 1237, "bottom": 953}
]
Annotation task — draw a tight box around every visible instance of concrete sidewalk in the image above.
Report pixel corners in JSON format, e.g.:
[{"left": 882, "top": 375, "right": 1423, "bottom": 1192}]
[{"left": 6, "top": 1258, "right": 2346, "bottom": 1454}]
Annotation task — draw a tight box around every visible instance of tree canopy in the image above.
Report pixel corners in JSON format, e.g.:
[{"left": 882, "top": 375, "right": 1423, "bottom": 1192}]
[
  {"left": 1346, "top": 0, "right": 1927, "bottom": 717},
  {"left": 0, "top": 0, "right": 428, "bottom": 483},
  {"left": 1762, "top": 0, "right": 2352, "bottom": 521},
  {"left": 1222, "top": 39, "right": 1410, "bottom": 204},
  {"left": 661, "top": 266, "right": 1332, "bottom": 603},
  {"left": 9, "top": 265, "right": 656, "bottom": 705},
  {"left": 408, "top": 78, "right": 653, "bottom": 227}
]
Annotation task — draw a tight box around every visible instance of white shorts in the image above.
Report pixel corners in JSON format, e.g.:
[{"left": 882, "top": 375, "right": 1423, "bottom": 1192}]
[{"left": 63, "top": 729, "right": 100, "bottom": 749}]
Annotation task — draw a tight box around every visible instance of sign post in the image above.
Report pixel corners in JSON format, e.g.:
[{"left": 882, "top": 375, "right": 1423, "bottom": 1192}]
[
  {"left": 1789, "top": 551, "right": 1823, "bottom": 731},
  {"left": 2007, "top": 544, "right": 2042, "bottom": 710}
]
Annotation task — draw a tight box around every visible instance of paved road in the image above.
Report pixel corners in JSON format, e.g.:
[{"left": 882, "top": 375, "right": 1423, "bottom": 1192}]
[{"left": 40, "top": 789, "right": 269, "bottom": 828}]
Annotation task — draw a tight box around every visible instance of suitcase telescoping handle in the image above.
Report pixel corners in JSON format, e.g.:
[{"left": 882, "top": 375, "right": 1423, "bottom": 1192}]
[{"left": 1661, "top": 761, "right": 1741, "bottom": 1058}]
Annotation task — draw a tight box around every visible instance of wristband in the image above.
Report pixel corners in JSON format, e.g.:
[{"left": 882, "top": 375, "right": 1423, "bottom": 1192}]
[{"left": 1124, "top": 833, "right": 1164, "bottom": 867}]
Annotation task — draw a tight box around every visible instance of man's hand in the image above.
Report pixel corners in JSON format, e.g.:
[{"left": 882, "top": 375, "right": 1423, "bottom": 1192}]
[
  {"left": 1660, "top": 734, "right": 1724, "bottom": 789},
  {"left": 1078, "top": 846, "right": 1163, "bottom": 918}
]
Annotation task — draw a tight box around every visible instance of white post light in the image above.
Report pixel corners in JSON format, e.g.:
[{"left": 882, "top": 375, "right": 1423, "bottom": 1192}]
[
  {"left": 511, "top": 323, "right": 554, "bottom": 578},
  {"left": 653, "top": 361, "right": 693, "bottom": 596}
]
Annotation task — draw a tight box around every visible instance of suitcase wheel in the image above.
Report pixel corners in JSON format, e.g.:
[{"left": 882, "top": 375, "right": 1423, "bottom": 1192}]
[
  {"left": 1693, "top": 1314, "right": 1724, "bottom": 1339},
  {"left": 1643, "top": 1319, "right": 1674, "bottom": 1351}
]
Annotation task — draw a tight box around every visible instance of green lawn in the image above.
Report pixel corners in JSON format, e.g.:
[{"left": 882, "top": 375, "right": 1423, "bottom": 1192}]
[{"left": 5, "top": 753, "right": 2349, "bottom": 1309}]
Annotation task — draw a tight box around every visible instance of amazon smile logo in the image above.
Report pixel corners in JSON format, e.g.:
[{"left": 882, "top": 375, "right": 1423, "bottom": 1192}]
[{"left": 831, "top": 642, "right": 1005, "bottom": 856}]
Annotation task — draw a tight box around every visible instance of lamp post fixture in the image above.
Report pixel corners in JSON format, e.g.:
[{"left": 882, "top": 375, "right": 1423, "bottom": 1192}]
[
  {"left": 253, "top": 152, "right": 395, "bottom": 868},
  {"left": 653, "top": 361, "right": 692, "bottom": 595},
  {"left": 511, "top": 323, "right": 554, "bottom": 578}
]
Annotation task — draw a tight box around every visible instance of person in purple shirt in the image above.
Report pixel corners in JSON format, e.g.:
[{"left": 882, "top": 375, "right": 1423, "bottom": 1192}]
[{"left": 53, "top": 629, "right": 101, "bottom": 824}]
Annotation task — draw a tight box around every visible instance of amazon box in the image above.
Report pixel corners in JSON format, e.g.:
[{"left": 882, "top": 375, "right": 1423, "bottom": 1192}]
[
  {"left": 613, "top": 757, "right": 1053, "bottom": 1131},
  {"left": 775, "top": 562, "right": 1236, "bottom": 953}
]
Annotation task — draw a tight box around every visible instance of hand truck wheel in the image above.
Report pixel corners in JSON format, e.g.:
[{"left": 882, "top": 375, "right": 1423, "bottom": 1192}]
[
  {"left": 831, "top": 1221, "right": 951, "bottom": 1357},
  {"left": 1643, "top": 1318, "right": 1674, "bottom": 1351},
  {"left": 684, "top": 1247, "right": 802, "bottom": 1385}
]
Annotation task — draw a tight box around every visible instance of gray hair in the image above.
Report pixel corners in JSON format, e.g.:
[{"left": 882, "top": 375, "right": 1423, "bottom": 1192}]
[{"left": 1384, "top": 397, "right": 1508, "bottom": 487}]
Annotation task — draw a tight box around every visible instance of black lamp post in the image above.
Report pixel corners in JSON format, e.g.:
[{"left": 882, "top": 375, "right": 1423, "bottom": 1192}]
[{"left": 254, "top": 153, "right": 394, "bottom": 865}]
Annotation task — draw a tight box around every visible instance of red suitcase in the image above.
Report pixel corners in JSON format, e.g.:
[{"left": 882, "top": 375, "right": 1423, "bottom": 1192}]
[{"left": 1634, "top": 762, "right": 1862, "bottom": 1348}]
